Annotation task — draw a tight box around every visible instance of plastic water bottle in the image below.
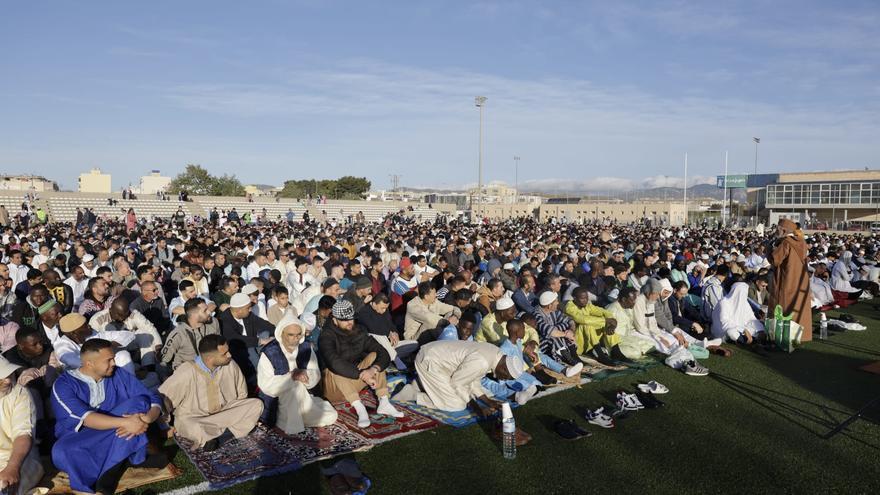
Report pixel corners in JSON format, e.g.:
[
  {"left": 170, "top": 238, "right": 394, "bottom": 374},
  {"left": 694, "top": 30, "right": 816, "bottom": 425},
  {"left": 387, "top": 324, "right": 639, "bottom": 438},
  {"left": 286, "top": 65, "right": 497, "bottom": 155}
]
[
  {"left": 819, "top": 312, "right": 828, "bottom": 340},
  {"left": 501, "top": 402, "right": 516, "bottom": 460}
]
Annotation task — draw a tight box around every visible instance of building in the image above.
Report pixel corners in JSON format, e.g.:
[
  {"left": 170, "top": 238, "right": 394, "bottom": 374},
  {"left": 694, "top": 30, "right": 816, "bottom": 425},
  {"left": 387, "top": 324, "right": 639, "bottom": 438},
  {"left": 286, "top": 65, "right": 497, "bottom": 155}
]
[
  {"left": 78, "top": 168, "right": 112, "bottom": 193},
  {"left": 135, "top": 170, "right": 171, "bottom": 195},
  {"left": 0, "top": 175, "right": 58, "bottom": 192},
  {"left": 538, "top": 201, "right": 687, "bottom": 226},
  {"left": 244, "top": 184, "right": 279, "bottom": 198},
  {"left": 467, "top": 182, "right": 543, "bottom": 205},
  {"left": 755, "top": 169, "right": 880, "bottom": 228}
]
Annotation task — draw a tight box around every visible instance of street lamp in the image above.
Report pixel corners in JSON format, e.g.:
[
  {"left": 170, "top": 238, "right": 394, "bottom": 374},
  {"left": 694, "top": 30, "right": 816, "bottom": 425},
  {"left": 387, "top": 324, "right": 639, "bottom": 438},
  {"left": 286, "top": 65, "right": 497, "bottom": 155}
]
[
  {"left": 753, "top": 137, "right": 760, "bottom": 174},
  {"left": 475, "top": 96, "right": 487, "bottom": 220},
  {"left": 513, "top": 155, "right": 520, "bottom": 203}
]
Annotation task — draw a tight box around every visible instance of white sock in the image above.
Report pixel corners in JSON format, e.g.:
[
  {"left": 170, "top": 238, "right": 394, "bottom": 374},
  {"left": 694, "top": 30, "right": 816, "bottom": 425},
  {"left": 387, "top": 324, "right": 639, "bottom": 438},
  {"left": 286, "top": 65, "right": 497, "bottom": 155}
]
[
  {"left": 377, "top": 396, "right": 404, "bottom": 418},
  {"left": 392, "top": 383, "right": 418, "bottom": 402},
  {"left": 352, "top": 400, "right": 370, "bottom": 427},
  {"left": 515, "top": 385, "right": 538, "bottom": 405}
]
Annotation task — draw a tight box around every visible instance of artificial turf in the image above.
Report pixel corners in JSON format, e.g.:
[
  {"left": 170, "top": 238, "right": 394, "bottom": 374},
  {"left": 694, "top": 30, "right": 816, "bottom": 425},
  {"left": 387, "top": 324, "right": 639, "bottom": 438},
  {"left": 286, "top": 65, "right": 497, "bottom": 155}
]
[{"left": 133, "top": 303, "right": 880, "bottom": 495}]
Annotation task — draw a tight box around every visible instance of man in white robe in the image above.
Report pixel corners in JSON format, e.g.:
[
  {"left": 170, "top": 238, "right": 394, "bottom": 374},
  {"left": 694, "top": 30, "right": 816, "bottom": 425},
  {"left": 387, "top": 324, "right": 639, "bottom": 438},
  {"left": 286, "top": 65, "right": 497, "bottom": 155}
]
[
  {"left": 256, "top": 316, "right": 337, "bottom": 435},
  {"left": 409, "top": 340, "right": 521, "bottom": 414}
]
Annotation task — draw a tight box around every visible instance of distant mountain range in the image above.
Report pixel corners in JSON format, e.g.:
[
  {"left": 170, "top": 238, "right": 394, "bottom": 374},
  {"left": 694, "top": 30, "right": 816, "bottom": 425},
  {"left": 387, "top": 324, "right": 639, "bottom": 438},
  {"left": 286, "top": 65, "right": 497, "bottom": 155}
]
[{"left": 395, "top": 182, "right": 746, "bottom": 202}]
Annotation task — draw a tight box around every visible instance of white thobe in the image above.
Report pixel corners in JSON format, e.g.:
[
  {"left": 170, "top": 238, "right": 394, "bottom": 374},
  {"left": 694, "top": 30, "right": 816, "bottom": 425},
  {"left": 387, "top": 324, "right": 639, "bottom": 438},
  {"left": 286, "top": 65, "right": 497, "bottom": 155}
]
[
  {"left": 413, "top": 341, "right": 501, "bottom": 412},
  {"left": 256, "top": 345, "right": 337, "bottom": 435}
]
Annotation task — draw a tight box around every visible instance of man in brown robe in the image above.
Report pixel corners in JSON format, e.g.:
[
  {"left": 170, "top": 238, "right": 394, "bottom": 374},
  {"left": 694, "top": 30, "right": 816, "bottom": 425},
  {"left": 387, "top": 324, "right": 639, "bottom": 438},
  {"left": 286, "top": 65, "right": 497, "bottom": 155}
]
[
  {"left": 159, "top": 334, "right": 262, "bottom": 451},
  {"left": 768, "top": 219, "right": 812, "bottom": 341}
]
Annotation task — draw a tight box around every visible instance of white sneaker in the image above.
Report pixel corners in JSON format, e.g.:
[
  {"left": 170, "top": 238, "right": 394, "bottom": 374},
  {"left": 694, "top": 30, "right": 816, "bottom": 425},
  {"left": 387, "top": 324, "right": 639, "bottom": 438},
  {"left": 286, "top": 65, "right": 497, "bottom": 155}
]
[
  {"left": 565, "top": 362, "right": 584, "bottom": 377},
  {"left": 683, "top": 360, "right": 709, "bottom": 377},
  {"left": 585, "top": 407, "right": 615, "bottom": 428},
  {"left": 515, "top": 385, "right": 538, "bottom": 405}
]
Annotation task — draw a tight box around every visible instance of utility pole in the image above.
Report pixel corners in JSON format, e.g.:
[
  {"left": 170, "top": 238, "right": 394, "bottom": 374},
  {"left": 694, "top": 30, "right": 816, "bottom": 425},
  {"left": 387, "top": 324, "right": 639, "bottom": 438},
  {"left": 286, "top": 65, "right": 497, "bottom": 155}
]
[
  {"left": 475, "top": 96, "right": 487, "bottom": 221},
  {"left": 513, "top": 155, "right": 520, "bottom": 203}
]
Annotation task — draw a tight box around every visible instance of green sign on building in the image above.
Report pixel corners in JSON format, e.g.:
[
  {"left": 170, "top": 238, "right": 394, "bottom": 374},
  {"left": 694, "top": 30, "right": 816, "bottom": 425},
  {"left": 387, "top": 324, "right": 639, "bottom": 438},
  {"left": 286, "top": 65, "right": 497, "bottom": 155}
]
[{"left": 716, "top": 175, "right": 748, "bottom": 188}]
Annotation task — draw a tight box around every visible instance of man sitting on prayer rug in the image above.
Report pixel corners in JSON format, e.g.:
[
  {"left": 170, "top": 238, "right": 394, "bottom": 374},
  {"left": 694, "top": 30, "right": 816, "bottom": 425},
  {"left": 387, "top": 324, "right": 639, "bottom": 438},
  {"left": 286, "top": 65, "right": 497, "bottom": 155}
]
[
  {"left": 51, "top": 339, "right": 166, "bottom": 494},
  {"left": 160, "top": 334, "right": 262, "bottom": 451},
  {"left": 257, "top": 315, "right": 337, "bottom": 435}
]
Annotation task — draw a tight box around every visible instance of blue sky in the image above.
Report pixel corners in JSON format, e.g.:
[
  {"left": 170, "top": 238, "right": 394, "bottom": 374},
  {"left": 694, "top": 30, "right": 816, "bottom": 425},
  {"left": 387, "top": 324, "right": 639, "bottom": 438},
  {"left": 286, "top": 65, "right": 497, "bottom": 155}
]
[{"left": 2, "top": 0, "right": 878, "bottom": 192}]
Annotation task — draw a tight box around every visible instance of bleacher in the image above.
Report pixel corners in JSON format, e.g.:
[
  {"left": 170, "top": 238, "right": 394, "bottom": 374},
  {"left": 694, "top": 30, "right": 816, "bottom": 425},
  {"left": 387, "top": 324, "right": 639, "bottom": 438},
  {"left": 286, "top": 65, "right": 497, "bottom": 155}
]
[
  {"left": 47, "top": 195, "right": 188, "bottom": 223},
  {"left": 5, "top": 192, "right": 454, "bottom": 224},
  {"left": 193, "top": 197, "right": 309, "bottom": 221},
  {"left": 314, "top": 200, "right": 444, "bottom": 222},
  {"left": 0, "top": 195, "right": 31, "bottom": 210}
]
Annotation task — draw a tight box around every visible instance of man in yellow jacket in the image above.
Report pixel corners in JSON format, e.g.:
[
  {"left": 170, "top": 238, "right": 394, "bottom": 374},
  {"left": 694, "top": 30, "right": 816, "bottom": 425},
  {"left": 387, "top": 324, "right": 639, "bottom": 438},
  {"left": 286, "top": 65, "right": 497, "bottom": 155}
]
[{"left": 564, "top": 287, "right": 631, "bottom": 365}]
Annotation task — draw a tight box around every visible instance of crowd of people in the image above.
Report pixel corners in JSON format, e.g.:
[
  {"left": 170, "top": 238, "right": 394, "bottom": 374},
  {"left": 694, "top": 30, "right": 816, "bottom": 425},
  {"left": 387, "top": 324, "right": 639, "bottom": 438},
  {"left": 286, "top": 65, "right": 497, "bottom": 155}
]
[{"left": 0, "top": 210, "right": 877, "bottom": 494}]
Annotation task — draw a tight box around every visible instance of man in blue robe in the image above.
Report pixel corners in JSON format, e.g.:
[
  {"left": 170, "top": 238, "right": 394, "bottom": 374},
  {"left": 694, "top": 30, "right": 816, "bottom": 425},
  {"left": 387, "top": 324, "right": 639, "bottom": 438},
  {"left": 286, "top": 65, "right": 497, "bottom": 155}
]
[{"left": 51, "top": 338, "right": 163, "bottom": 494}]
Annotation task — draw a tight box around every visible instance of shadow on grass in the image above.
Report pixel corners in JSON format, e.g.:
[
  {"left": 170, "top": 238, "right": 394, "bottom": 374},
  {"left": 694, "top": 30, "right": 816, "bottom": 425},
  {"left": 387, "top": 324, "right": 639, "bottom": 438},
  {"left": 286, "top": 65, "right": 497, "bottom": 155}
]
[
  {"left": 714, "top": 336, "right": 880, "bottom": 449},
  {"left": 812, "top": 339, "right": 880, "bottom": 358}
]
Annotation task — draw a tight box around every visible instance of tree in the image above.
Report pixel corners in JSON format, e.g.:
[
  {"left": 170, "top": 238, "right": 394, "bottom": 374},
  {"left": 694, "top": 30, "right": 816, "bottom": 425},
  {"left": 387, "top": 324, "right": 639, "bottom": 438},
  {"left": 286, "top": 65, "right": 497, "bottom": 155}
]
[
  {"left": 211, "top": 174, "right": 246, "bottom": 196},
  {"left": 277, "top": 176, "right": 371, "bottom": 199},
  {"left": 336, "top": 176, "right": 371, "bottom": 198},
  {"left": 168, "top": 164, "right": 245, "bottom": 196}
]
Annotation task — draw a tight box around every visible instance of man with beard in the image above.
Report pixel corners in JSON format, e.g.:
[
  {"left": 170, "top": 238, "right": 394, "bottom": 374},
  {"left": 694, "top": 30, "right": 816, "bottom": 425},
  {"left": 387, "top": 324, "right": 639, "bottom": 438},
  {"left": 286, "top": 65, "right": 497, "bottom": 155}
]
[{"left": 51, "top": 339, "right": 165, "bottom": 494}]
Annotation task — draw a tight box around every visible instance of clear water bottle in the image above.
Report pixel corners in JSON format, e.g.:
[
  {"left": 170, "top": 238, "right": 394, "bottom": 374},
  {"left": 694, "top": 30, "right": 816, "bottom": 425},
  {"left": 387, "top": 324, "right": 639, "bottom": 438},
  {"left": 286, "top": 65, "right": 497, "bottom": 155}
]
[
  {"left": 819, "top": 312, "right": 828, "bottom": 340},
  {"left": 501, "top": 402, "right": 516, "bottom": 460}
]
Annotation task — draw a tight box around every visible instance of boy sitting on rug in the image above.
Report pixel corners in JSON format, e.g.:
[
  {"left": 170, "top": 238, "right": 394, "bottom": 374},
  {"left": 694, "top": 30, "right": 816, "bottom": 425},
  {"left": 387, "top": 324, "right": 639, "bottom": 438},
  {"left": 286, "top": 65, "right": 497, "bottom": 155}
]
[{"left": 160, "top": 334, "right": 263, "bottom": 451}]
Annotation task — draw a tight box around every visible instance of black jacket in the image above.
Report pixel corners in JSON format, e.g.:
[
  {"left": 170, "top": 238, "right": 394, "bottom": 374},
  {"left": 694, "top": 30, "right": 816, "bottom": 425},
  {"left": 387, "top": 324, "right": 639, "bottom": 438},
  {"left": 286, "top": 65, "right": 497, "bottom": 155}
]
[
  {"left": 318, "top": 320, "right": 390, "bottom": 379},
  {"left": 355, "top": 304, "right": 397, "bottom": 337},
  {"left": 218, "top": 309, "right": 274, "bottom": 349},
  {"left": 218, "top": 309, "right": 274, "bottom": 380}
]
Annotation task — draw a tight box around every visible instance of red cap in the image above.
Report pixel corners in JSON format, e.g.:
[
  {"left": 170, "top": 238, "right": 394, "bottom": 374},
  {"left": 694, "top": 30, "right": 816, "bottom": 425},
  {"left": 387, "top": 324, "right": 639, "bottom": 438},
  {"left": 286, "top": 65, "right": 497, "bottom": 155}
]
[{"left": 399, "top": 258, "right": 412, "bottom": 269}]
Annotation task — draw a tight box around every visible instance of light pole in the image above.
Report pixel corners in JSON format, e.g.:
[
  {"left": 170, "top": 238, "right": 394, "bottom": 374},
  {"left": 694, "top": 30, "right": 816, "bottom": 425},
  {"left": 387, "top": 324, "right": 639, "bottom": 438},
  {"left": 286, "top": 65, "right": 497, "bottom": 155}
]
[
  {"left": 475, "top": 96, "right": 487, "bottom": 220},
  {"left": 753, "top": 137, "right": 760, "bottom": 174},
  {"left": 513, "top": 155, "right": 520, "bottom": 203}
]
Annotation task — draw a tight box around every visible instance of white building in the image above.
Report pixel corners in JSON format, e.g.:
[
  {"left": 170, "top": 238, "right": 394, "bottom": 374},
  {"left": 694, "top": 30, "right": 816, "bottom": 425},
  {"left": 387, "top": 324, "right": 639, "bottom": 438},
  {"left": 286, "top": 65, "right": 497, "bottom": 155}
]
[
  {"left": 0, "top": 175, "right": 58, "bottom": 192},
  {"left": 78, "top": 168, "right": 112, "bottom": 193},
  {"left": 135, "top": 170, "right": 172, "bottom": 195}
]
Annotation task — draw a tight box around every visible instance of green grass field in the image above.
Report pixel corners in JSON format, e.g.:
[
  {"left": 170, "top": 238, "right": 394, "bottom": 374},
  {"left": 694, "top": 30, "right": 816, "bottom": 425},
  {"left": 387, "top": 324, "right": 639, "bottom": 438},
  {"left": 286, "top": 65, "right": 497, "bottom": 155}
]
[{"left": 135, "top": 303, "right": 880, "bottom": 495}]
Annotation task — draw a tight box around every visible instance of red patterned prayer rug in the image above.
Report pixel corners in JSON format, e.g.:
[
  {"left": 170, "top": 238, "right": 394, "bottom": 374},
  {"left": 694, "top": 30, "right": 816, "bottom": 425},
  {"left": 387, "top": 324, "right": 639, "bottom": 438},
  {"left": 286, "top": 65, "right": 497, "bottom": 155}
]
[
  {"left": 333, "top": 390, "right": 440, "bottom": 443},
  {"left": 176, "top": 423, "right": 370, "bottom": 489}
]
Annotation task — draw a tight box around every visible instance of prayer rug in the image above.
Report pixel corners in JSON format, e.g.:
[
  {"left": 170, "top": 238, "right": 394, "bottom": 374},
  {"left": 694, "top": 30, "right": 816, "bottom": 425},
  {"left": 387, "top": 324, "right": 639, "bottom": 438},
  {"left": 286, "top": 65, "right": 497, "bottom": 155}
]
[
  {"left": 397, "top": 399, "right": 520, "bottom": 428},
  {"left": 176, "top": 423, "right": 370, "bottom": 489},
  {"left": 333, "top": 390, "right": 440, "bottom": 443},
  {"left": 282, "top": 423, "right": 372, "bottom": 467},
  {"left": 43, "top": 462, "right": 181, "bottom": 494}
]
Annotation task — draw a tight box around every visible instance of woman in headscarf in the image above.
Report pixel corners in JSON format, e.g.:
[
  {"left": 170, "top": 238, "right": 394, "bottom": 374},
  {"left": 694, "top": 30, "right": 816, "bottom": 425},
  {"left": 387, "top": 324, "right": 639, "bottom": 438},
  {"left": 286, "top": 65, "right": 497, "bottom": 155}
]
[
  {"left": 256, "top": 315, "right": 337, "bottom": 435},
  {"left": 769, "top": 218, "right": 812, "bottom": 340},
  {"left": 830, "top": 250, "right": 863, "bottom": 307},
  {"left": 711, "top": 282, "right": 765, "bottom": 343}
]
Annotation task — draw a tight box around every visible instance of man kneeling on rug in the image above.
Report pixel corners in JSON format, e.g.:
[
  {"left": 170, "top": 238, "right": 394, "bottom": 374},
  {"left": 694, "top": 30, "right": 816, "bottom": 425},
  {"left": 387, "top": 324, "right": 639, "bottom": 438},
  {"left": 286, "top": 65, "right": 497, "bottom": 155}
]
[
  {"left": 402, "top": 340, "right": 521, "bottom": 415},
  {"left": 319, "top": 300, "right": 404, "bottom": 428},
  {"left": 51, "top": 339, "right": 167, "bottom": 494},
  {"left": 159, "top": 334, "right": 263, "bottom": 451},
  {"left": 257, "top": 315, "right": 337, "bottom": 435}
]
